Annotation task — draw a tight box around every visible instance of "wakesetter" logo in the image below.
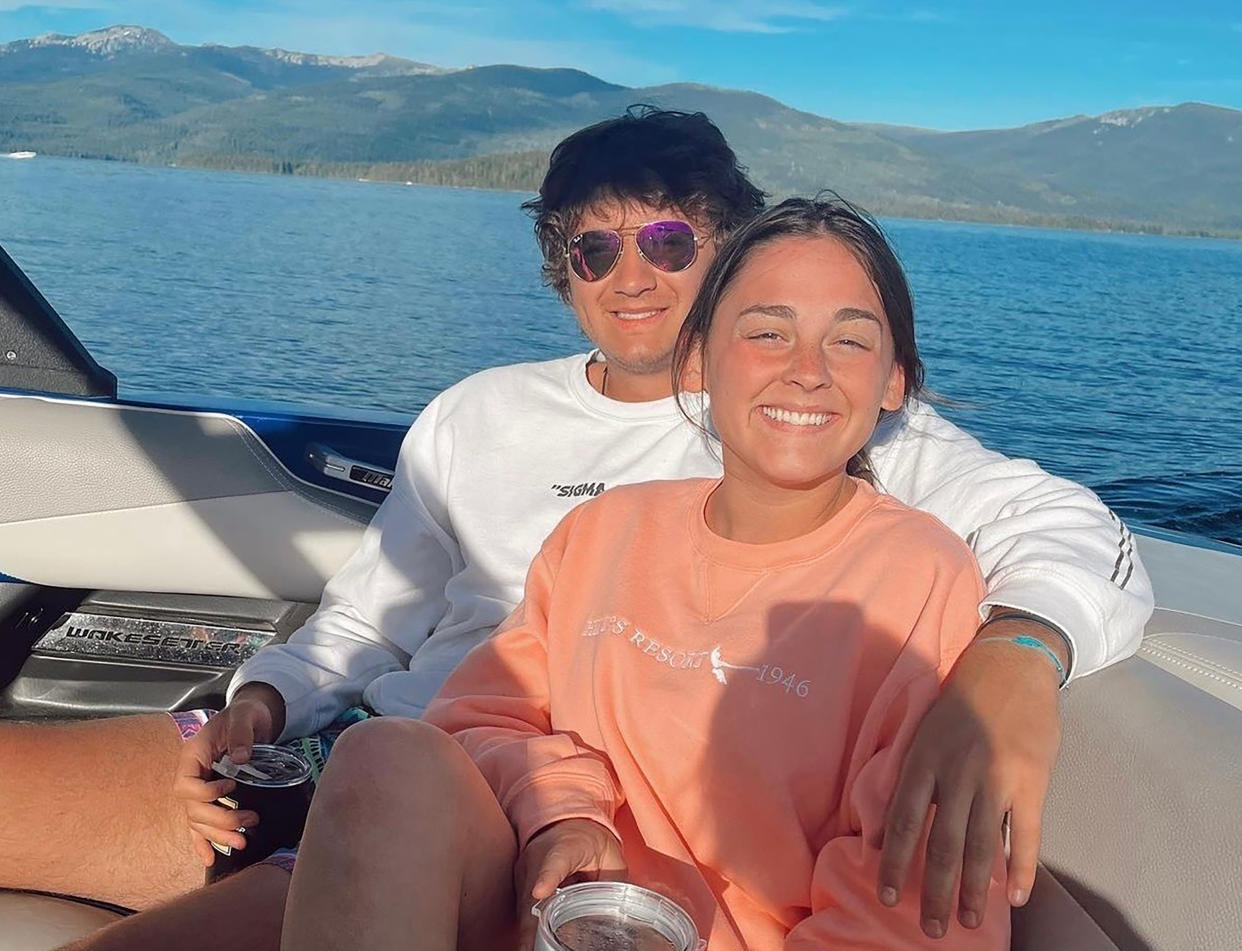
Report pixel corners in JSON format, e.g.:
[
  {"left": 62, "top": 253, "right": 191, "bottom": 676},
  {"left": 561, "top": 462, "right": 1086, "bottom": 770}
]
[
  {"left": 63, "top": 625, "right": 247, "bottom": 655},
  {"left": 34, "top": 612, "right": 274, "bottom": 668}
]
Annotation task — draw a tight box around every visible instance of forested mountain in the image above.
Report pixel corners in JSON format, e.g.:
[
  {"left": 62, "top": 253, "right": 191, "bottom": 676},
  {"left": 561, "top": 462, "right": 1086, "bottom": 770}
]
[
  {"left": 868, "top": 104, "right": 1242, "bottom": 230},
  {"left": 3, "top": 26, "right": 1239, "bottom": 235}
]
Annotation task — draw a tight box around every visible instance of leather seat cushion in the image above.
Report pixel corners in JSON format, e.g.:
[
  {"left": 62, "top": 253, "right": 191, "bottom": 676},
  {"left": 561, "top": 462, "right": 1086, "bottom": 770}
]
[
  {"left": 0, "top": 891, "right": 122, "bottom": 951},
  {"left": 1012, "top": 866, "right": 1119, "bottom": 951}
]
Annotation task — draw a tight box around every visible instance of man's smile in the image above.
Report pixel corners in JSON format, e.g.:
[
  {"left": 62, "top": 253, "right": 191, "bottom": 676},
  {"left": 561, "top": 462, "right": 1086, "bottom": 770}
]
[{"left": 610, "top": 307, "right": 668, "bottom": 322}]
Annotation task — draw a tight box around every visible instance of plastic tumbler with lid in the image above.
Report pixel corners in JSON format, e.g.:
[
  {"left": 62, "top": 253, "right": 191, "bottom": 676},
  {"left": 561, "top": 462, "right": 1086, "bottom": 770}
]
[
  {"left": 206, "top": 744, "right": 313, "bottom": 882},
  {"left": 532, "top": 882, "right": 705, "bottom": 951}
]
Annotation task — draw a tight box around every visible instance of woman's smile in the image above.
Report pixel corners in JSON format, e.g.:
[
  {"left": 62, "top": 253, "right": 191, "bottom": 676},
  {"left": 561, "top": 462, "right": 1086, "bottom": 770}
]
[{"left": 758, "top": 405, "right": 839, "bottom": 428}]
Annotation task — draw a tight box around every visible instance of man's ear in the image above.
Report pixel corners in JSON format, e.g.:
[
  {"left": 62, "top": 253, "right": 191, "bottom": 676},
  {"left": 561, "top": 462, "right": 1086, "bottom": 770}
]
[{"left": 881, "top": 361, "right": 905, "bottom": 412}]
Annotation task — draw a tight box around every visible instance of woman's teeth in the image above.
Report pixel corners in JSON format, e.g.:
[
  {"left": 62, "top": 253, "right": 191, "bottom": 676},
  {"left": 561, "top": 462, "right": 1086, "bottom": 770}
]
[{"left": 761, "top": 406, "right": 832, "bottom": 427}]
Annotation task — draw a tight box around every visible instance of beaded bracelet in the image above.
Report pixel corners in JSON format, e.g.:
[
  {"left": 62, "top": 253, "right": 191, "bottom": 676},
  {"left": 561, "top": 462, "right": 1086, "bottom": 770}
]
[{"left": 974, "top": 634, "right": 1067, "bottom": 685}]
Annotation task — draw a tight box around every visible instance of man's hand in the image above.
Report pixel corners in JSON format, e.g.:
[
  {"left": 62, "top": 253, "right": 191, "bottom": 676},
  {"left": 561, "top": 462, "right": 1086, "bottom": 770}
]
[
  {"left": 171, "top": 682, "right": 287, "bottom": 866},
  {"left": 877, "top": 619, "right": 1062, "bottom": 938},
  {"left": 515, "top": 818, "right": 628, "bottom": 951}
]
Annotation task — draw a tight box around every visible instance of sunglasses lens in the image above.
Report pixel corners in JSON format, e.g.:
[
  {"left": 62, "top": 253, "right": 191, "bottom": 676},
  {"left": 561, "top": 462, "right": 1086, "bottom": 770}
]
[
  {"left": 569, "top": 230, "right": 622, "bottom": 282},
  {"left": 636, "top": 221, "right": 697, "bottom": 272}
]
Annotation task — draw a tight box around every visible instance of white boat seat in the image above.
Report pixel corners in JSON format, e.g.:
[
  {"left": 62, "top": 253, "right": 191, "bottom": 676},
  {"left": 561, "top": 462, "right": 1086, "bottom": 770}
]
[
  {"left": 1012, "top": 865, "right": 1120, "bottom": 950},
  {"left": 1035, "top": 608, "right": 1242, "bottom": 951},
  {"left": 0, "top": 891, "right": 124, "bottom": 951},
  {"left": 0, "top": 395, "right": 376, "bottom": 603}
]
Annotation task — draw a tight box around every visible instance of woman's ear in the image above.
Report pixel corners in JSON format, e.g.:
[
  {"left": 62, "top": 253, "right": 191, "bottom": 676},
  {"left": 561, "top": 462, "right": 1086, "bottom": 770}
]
[
  {"left": 681, "top": 336, "right": 705, "bottom": 393},
  {"left": 881, "top": 361, "right": 905, "bottom": 412}
]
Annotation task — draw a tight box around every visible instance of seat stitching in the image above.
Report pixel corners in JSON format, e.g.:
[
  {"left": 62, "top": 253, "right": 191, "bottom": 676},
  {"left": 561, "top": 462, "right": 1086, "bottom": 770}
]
[
  {"left": 1145, "top": 638, "right": 1242, "bottom": 681},
  {"left": 216, "top": 417, "right": 367, "bottom": 525},
  {"left": 1138, "top": 645, "right": 1242, "bottom": 693},
  {"left": 1153, "top": 640, "right": 1242, "bottom": 681},
  {"left": 216, "top": 417, "right": 301, "bottom": 491}
]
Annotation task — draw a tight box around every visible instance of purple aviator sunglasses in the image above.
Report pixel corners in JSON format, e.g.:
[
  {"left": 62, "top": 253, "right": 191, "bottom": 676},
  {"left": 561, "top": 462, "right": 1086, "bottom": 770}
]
[{"left": 567, "top": 220, "right": 703, "bottom": 282}]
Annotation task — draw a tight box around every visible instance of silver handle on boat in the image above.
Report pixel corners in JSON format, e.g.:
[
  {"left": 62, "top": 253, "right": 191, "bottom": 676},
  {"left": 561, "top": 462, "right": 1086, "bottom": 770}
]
[{"left": 307, "top": 443, "right": 395, "bottom": 493}]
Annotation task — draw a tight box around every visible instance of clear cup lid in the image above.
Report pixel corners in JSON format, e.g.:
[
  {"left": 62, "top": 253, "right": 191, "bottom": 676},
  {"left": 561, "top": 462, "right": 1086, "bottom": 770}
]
[
  {"left": 211, "top": 744, "right": 311, "bottom": 787},
  {"left": 533, "top": 882, "right": 703, "bottom": 951}
]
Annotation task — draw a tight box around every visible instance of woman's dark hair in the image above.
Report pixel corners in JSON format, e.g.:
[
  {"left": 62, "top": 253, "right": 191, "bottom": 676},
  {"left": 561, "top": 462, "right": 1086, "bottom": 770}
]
[
  {"left": 522, "top": 106, "right": 766, "bottom": 301},
  {"left": 671, "top": 194, "right": 925, "bottom": 483}
]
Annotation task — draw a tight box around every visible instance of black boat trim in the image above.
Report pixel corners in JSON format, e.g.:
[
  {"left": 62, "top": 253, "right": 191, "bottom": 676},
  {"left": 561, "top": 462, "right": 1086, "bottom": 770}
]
[{"left": 0, "top": 241, "right": 116, "bottom": 398}]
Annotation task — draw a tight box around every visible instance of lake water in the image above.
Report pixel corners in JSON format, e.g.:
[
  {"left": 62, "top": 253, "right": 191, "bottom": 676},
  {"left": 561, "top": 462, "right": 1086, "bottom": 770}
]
[{"left": 3, "top": 156, "right": 1241, "bottom": 545}]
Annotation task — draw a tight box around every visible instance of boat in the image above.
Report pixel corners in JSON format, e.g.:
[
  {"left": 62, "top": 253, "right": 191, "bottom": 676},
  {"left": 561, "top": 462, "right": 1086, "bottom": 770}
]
[
  {"left": 0, "top": 240, "right": 1239, "bottom": 951},
  {"left": 3, "top": 151, "right": 35, "bottom": 160}
]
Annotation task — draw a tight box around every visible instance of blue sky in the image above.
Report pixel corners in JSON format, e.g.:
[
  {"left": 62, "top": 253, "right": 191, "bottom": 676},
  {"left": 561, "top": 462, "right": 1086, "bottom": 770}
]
[{"left": 2, "top": 0, "right": 1240, "bottom": 129}]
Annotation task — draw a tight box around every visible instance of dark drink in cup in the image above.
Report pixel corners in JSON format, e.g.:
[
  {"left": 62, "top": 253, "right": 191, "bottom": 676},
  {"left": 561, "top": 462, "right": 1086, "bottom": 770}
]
[{"left": 206, "top": 744, "right": 313, "bottom": 883}]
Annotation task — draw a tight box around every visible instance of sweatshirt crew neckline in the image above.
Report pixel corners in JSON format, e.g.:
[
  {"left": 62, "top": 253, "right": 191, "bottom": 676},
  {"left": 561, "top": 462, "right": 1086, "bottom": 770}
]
[
  {"left": 568, "top": 351, "right": 707, "bottom": 423},
  {"left": 689, "top": 477, "right": 882, "bottom": 570}
]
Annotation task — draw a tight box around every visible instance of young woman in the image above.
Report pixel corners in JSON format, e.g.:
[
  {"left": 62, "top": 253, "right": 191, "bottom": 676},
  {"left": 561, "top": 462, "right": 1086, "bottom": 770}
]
[{"left": 278, "top": 197, "right": 1010, "bottom": 951}]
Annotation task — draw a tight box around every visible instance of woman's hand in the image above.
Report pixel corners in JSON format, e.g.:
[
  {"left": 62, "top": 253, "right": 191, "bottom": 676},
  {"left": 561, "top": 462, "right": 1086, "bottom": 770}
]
[
  {"left": 515, "top": 818, "right": 628, "bottom": 951},
  {"left": 171, "top": 682, "right": 286, "bottom": 865},
  {"left": 877, "top": 622, "right": 1062, "bottom": 938}
]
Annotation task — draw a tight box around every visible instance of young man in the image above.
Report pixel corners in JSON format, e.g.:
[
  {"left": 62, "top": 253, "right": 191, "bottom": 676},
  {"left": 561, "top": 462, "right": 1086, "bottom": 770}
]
[{"left": 4, "top": 109, "right": 1151, "bottom": 951}]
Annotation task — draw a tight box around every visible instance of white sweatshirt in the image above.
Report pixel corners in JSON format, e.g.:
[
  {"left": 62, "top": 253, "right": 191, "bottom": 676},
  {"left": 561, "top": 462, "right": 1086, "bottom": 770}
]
[{"left": 231, "top": 353, "right": 1152, "bottom": 741}]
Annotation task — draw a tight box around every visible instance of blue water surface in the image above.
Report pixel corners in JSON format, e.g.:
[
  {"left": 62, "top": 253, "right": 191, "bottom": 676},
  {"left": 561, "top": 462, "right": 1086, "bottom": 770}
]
[{"left": 3, "top": 157, "right": 1240, "bottom": 544}]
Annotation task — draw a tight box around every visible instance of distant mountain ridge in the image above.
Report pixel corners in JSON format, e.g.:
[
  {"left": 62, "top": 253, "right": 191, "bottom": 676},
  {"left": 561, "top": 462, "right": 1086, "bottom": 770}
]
[
  {"left": 15, "top": 24, "right": 176, "bottom": 55},
  {"left": 2, "top": 25, "right": 1240, "bottom": 236},
  {"left": 869, "top": 103, "right": 1242, "bottom": 229},
  {"left": 0, "top": 25, "right": 447, "bottom": 81}
]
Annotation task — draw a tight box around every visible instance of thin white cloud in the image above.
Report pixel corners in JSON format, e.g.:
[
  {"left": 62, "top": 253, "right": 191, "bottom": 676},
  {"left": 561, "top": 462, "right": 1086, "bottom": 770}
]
[
  {"left": 0, "top": 0, "right": 105, "bottom": 11},
  {"left": 583, "top": 0, "right": 847, "bottom": 34}
]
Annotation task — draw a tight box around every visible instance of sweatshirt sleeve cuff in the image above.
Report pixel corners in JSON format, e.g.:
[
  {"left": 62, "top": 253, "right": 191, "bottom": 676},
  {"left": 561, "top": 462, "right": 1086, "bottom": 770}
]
[
  {"left": 505, "top": 773, "right": 621, "bottom": 850},
  {"left": 980, "top": 568, "right": 1106, "bottom": 682},
  {"left": 227, "top": 664, "right": 318, "bottom": 743}
]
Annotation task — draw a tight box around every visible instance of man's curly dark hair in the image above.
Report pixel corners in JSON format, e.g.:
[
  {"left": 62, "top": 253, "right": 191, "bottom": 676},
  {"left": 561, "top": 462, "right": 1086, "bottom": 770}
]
[{"left": 522, "top": 106, "right": 766, "bottom": 301}]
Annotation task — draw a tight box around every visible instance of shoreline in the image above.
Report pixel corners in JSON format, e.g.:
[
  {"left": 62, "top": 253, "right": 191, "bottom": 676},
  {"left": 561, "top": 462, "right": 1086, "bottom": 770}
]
[{"left": 12, "top": 150, "right": 1242, "bottom": 242}]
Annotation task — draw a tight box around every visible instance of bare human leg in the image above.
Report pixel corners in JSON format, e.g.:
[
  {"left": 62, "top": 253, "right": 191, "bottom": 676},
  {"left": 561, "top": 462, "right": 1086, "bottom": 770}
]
[
  {"left": 53, "top": 862, "right": 290, "bottom": 951},
  {"left": 0, "top": 715, "right": 204, "bottom": 909},
  {"left": 280, "top": 717, "right": 518, "bottom": 951}
]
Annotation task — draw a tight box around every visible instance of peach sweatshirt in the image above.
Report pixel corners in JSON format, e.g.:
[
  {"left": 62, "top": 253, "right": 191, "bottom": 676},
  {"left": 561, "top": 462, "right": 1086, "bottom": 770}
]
[{"left": 425, "top": 478, "right": 1010, "bottom": 951}]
